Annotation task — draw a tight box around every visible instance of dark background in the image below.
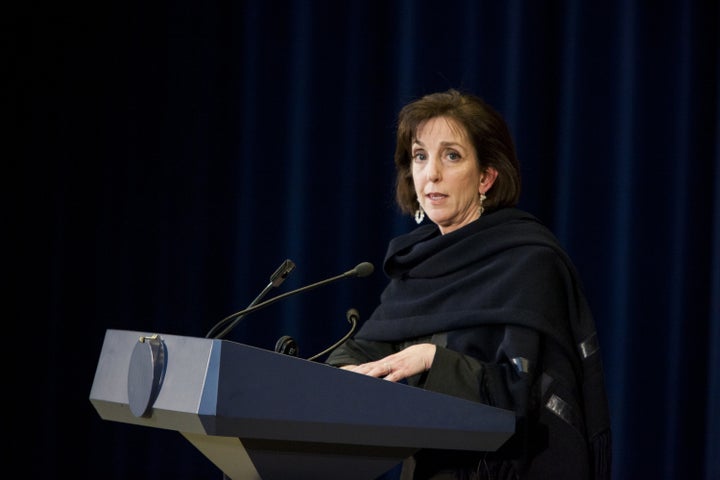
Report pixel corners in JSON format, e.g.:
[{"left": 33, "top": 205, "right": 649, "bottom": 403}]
[{"left": 11, "top": 1, "right": 719, "bottom": 479}]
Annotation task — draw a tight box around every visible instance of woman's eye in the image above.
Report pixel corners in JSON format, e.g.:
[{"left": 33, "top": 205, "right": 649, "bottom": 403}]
[
  {"left": 413, "top": 152, "right": 426, "bottom": 161},
  {"left": 447, "top": 151, "right": 460, "bottom": 161}
]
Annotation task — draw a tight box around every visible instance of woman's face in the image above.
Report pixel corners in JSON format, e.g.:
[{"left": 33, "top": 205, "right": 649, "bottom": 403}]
[{"left": 411, "top": 116, "right": 496, "bottom": 235}]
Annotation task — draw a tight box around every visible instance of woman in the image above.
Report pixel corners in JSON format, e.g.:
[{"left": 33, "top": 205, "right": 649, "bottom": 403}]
[{"left": 326, "top": 89, "right": 612, "bottom": 479}]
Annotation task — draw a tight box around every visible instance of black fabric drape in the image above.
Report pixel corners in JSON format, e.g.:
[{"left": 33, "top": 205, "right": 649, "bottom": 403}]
[{"left": 13, "top": 1, "right": 718, "bottom": 479}]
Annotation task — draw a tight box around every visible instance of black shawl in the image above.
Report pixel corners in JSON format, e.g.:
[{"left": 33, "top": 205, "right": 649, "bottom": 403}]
[{"left": 348, "top": 208, "right": 611, "bottom": 479}]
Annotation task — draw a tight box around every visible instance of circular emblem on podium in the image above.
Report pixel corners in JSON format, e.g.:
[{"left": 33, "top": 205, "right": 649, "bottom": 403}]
[{"left": 127, "top": 334, "right": 167, "bottom": 417}]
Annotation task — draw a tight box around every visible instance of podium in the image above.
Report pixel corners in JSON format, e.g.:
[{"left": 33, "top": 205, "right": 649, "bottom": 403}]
[{"left": 90, "top": 329, "right": 515, "bottom": 479}]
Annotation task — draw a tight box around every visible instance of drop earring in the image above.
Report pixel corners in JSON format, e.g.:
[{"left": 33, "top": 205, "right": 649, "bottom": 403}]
[
  {"left": 478, "top": 193, "right": 487, "bottom": 217},
  {"left": 414, "top": 206, "right": 425, "bottom": 224}
]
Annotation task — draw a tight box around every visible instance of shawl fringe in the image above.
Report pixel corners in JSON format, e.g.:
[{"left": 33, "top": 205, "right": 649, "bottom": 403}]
[{"left": 591, "top": 428, "right": 612, "bottom": 480}]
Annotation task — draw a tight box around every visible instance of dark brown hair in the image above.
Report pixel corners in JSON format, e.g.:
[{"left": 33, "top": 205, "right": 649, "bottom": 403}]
[{"left": 394, "top": 89, "right": 521, "bottom": 214}]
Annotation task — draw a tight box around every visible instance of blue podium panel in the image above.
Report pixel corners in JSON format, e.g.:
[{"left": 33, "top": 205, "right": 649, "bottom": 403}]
[{"left": 90, "top": 329, "right": 515, "bottom": 480}]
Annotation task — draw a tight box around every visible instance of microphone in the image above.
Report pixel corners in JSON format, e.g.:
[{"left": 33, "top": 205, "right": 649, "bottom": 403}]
[
  {"left": 306, "top": 307, "right": 359, "bottom": 361},
  {"left": 275, "top": 308, "right": 360, "bottom": 360},
  {"left": 206, "top": 259, "right": 296, "bottom": 339},
  {"left": 274, "top": 335, "right": 299, "bottom": 356},
  {"left": 213, "top": 262, "right": 374, "bottom": 333}
]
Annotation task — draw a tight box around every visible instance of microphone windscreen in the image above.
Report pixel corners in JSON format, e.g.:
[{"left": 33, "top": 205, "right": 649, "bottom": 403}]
[{"left": 353, "top": 262, "right": 375, "bottom": 278}]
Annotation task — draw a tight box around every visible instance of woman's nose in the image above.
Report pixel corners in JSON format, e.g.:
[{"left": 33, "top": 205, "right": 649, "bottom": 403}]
[{"left": 426, "top": 158, "right": 441, "bottom": 181}]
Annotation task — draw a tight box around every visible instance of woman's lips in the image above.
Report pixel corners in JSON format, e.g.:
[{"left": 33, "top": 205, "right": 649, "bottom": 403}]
[{"left": 426, "top": 193, "right": 447, "bottom": 201}]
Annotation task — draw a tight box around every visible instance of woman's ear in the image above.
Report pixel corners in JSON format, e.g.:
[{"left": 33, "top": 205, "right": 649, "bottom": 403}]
[{"left": 479, "top": 167, "right": 499, "bottom": 194}]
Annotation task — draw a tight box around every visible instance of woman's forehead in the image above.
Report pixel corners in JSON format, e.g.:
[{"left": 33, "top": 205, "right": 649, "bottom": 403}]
[{"left": 415, "top": 116, "right": 469, "bottom": 143}]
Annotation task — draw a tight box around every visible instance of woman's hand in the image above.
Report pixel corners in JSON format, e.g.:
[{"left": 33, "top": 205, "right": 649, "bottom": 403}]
[{"left": 340, "top": 343, "right": 437, "bottom": 382}]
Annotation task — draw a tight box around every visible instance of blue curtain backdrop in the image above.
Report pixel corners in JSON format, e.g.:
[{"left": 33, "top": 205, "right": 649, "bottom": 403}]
[{"left": 14, "top": 0, "right": 718, "bottom": 479}]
